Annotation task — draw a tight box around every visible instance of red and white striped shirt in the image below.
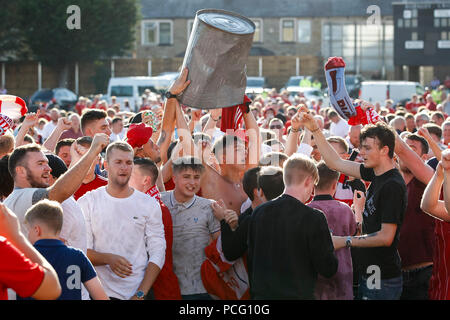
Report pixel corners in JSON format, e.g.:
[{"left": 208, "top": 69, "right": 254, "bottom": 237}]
[{"left": 429, "top": 220, "right": 450, "bottom": 300}]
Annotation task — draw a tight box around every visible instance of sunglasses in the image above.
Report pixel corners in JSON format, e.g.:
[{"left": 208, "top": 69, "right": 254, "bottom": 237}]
[{"left": 270, "top": 125, "right": 283, "bottom": 129}]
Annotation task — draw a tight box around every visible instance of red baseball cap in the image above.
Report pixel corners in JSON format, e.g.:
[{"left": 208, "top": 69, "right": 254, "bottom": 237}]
[{"left": 126, "top": 123, "right": 153, "bottom": 148}]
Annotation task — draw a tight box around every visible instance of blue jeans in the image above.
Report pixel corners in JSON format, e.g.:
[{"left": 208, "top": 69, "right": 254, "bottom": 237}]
[
  {"left": 357, "top": 275, "right": 403, "bottom": 300},
  {"left": 401, "top": 265, "right": 433, "bottom": 300}
]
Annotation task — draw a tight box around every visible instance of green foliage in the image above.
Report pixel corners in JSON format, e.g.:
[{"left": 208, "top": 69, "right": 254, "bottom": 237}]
[
  {"left": 17, "top": 0, "right": 139, "bottom": 64},
  {"left": 90, "top": 60, "right": 110, "bottom": 94},
  {"left": 0, "top": 1, "right": 26, "bottom": 59}
]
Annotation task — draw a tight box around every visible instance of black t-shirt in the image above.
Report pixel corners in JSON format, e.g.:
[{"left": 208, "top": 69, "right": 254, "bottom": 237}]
[
  {"left": 220, "top": 206, "right": 253, "bottom": 261},
  {"left": 247, "top": 194, "right": 338, "bottom": 299},
  {"left": 355, "top": 164, "right": 407, "bottom": 279}
]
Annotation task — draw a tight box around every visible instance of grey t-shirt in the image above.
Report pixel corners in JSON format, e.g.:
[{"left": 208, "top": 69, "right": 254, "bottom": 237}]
[{"left": 160, "top": 191, "right": 220, "bottom": 295}]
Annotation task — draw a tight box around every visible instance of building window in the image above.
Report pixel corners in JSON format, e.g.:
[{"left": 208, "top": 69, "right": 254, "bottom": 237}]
[
  {"left": 141, "top": 20, "right": 173, "bottom": 46},
  {"left": 252, "top": 19, "right": 263, "bottom": 43},
  {"left": 404, "top": 19, "right": 411, "bottom": 28},
  {"left": 398, "top": 19, "right": 403, "bottom": 28},
  {"left": 281, "top": 19, "right": 295, "bottom": 42},
  {"left": 441, "top": 18, "right": 448, "bottom": 28},
  {"left": 297, "top": 20, "right": 311, "bottom": 43},
  {"left": 411, "top": 32, "right": 418, "bottom": 41},
  {"left": 187, "top": 19, "right": 195, "bottom": 41},
  {"left": 411, "top": 18, "right": 418, "bottom": 28},
  {"left": 434, "top": 18, "right": 440, "bottom": 28}
]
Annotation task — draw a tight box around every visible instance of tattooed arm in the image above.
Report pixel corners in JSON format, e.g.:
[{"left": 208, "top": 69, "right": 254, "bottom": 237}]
[{"left": 332, "top": 223, "right": 398, "bottom": 250}]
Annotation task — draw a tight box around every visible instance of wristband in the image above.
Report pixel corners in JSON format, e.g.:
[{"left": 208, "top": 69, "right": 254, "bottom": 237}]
[
  {"left": 345, "top": 236, "right": 353, "bottom": 248},
  {"left": 291, "top": 127, "right": 300, "bottom": 133},
  {"left": 311, "top": 127, "right": 320, "bottom": 133}
]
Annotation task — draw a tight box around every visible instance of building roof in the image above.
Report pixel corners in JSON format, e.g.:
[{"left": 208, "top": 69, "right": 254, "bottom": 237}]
[{"left": 141, "top": 0, "right": 403, "bottom": 19}]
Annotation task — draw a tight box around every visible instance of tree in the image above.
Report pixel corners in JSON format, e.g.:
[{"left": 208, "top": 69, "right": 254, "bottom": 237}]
[
  {"left": 0, "top": 1, "right": 27, "bottom": 60},
  {"left": 18, "top": 0, "right": 139, "bottom": 86}
]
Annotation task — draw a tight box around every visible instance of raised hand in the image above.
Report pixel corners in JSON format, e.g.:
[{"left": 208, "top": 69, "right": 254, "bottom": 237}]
[
  {"left": 56, "top": 117, "right": 72, "bottom": 131},
  {"left": 22, "top": 110, "right": 41, "bottom": 128},
  {"left": 297, "top": 105, "right": 320, "bottom": 132},
  {"left": 90, "top": 133, "right": 110, "bottom": 154},
  {"left": 168, "top": 68, "right": 191, "bottom": 96},
  {"left": 417, "top": 127, "right": 433, "bottom": 141},
  {"left": 441, "top": 149, "right": 450, "bottom": 171},
  {"left": 209, "top": 108, "right": 222, "bottom": 121}
]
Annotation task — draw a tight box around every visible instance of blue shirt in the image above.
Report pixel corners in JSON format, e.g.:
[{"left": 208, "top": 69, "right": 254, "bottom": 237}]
[{"left": 19, "top": 239, "right": 97, "bottom": 300}]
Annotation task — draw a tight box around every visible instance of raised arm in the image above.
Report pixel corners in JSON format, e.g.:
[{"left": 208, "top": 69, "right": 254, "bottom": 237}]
[
  {"left": 0, "top": 204, "right": 61, "bottom": 300},
  {"left": 418, "top": 127, "right": 442, "bottom": 161},
  {"left": 47, "top": 133, "right": 109, "bottom": 203},
  {"left": 442, "top": 150, "right": 450, "bottom": 218},
  {"left": 15, "top": 111, "right": 40, "bottom": 147},
  {"left": 243, "top": 105, "right": 261, "bottom": 167},
  {"left": 298, "top": 106, "right": 361, "bottom": 179},
  {"left": 285, "top": 111, "right": 302, "bottom": 156},
  {"left": 203, "top": 109, "right": 222, "bottom": 136},
  {"left": 158, "top": 68, "right": 190, "bottom": 164},
  {"left": 420, "top": 162, "right": 450, "bottom": 222},
  {"left": 42, "top": 117, "right": 72, "bottom": 152},
  {"left": 394, "top": 129, "right": 434, "bottom": 185}
]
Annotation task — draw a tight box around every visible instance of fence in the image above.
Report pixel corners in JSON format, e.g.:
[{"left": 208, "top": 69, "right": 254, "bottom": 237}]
[{"left": 1, "top": 55, "right": 322, "bottom": 101}]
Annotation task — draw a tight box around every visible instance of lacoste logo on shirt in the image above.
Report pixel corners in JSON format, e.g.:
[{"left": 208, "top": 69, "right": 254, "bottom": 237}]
[{"left": 194, "top": 217, "right": 198, "bottom": 223}]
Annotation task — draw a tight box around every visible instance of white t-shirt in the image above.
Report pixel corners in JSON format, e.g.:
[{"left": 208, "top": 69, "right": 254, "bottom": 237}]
[
  {"left": 109, "top": 130, "right": 127, "bottom": 143},
  {"left": 330, "top": 119, "right": 350, "bottom": 138},
  {"left": 41, "top": 121, "right": 57, "bottom": 141},
  {"left": 77, "top": 186, "right": 166, "bottom": 300},
  {"left": 60, "top": 197, "right": 87, "bottom": 253}
]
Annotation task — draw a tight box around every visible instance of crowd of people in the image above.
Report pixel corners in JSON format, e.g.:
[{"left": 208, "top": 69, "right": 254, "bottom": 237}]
[{"left": 1, "top": 66, "right": 450, "bottom": 301}]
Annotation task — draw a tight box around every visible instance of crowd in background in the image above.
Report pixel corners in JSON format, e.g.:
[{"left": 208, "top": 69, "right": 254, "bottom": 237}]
[{"left": 1, "top": 68, "right": 450, "bottom": 301}]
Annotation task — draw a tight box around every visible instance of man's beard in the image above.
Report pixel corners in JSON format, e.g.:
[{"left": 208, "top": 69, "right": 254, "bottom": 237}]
[
  {"left": 26, "top": 168, "right": 49, "bottom": 188},
  {"left": 110, "top": 174, "right": 131, "bottom": 188}
]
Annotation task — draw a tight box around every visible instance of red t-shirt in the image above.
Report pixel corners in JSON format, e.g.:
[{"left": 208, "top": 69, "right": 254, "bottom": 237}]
[
  {"left": 73, "top": 174, "right": 108, "bottom": 200},
  {"left": 405, "top": 102, "right": 419, "bottom": 113},
  {"left": 426, "top": 102, "right": 437, "bottom": 111},
  {"left": 0, "top": 237, "right": 45, "bottom": 300},
  {"left": 397, "top": 178, "right": 435, "bottom": 268},
  {"left": 75, "top": 103, "right": 86, "bottom": 116},
  {"left": 145, "top": 186, "right": 181, "bottom": 300}
]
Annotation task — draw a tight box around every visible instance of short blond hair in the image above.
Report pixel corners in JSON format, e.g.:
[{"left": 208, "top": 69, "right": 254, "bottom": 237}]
[
  {"left": 283, "top": 154, "right": 318, "bottom": 187},
  {"left": 25, "top": 199, "right": 63, "bottom": 234}
]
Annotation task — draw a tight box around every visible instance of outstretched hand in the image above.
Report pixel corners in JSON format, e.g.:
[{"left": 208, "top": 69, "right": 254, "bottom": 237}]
[{"left": 22, "top": 110, "right": 41, "bottom": 128}]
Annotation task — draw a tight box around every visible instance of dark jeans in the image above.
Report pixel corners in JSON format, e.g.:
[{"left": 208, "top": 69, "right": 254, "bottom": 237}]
[
  {"left": 401, "top": 265, "right": 433, "bottom": 300},
  {"left": 181, "top": 293, "right": 213, "bottom": 300},
  {"left": 357, "top": 275, "right": 403, "bottom": 300}
]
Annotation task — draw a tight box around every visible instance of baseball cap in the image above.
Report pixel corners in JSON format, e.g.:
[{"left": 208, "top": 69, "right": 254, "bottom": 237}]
[
  {"left": 45, "top": 153, "right": 68, "bottom": 179},
  {"left": 126, "top": 123, "right": 153, "bottom": 149},
  {"left": 125, "top": 112, "right": 144, "bottom": 127}
]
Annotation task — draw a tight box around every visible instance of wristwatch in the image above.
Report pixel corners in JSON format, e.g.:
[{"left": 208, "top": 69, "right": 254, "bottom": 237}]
[
  {"left": 345, "top": 236, "right": 353, "bottom": 248},
  {"left": 164, "top": 91, "right": 178, "bottom": 100},
  {"left": 135, "top": 290, "right": 145, "bottom": 300}
]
